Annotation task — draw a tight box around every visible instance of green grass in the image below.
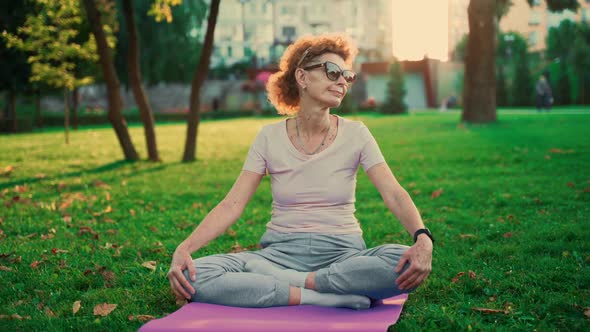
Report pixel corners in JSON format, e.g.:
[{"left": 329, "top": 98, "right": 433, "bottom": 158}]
[{"left": 1, "top": 109, "right": 589, "bottom": 331}]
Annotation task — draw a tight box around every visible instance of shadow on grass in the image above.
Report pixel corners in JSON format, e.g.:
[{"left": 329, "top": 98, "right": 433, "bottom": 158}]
[{"left": 0, "top": 160, "right": 170, "bottom": 190}]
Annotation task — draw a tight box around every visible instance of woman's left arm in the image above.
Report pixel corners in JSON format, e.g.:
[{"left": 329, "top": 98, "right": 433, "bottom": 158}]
[{"left": 366, "top": 162, "right": 433, "bottom": 290}]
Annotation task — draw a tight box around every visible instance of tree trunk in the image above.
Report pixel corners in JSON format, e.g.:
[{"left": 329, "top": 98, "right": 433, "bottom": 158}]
[
  {"left": 183, "top": 0, "right": 220, "bottom": 162},
  {"left": 9, "top": 90, "right": 16, "bottom": 133},
  {"left": 72, "top": 87, "right": 79, "bottom": 130},
  {"left": 462, "top": 0, "right": 497, "bottom": 123},
  {"left": 122, "top": 0, "right": 160, "bottom": 162},
  {"left": 64, "top": 88, "right": 70, "bottom": 144},
  {"left": 82, "top": 0, "right": 138, "bottom": 161},
  {"left": 35, "top": 89, "right": 42, "bottom": 128}
]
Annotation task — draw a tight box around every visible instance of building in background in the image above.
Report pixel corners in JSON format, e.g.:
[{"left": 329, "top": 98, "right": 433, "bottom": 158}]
[
  {"left": 501, "top": 0, "right": 590, "bottom": 53},
  {"left": 211, "top": 0, "right": 393, "bottom": 68}
]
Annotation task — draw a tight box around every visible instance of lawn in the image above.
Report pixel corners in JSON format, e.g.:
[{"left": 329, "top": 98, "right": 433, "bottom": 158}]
[{"left": 1, "top": 109, "right": 589, "bottom": 331}]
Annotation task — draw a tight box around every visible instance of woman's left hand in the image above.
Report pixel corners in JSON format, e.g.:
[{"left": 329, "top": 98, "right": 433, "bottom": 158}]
[{"left": 394, "top": 236, "right": 433, "bottom": 290}]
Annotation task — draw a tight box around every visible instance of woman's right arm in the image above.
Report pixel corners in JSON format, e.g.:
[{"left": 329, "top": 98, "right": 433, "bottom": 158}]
[{"left": 168, "top": 170, "right": 264, "bottom": 300}]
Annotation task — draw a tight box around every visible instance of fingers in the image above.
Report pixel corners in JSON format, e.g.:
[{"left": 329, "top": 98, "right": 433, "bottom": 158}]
[
  {"left": 187, "top": 262, "right": 197, "bottom": 282},
  {"left": 168, "top": 268, "right": 195, "bottom": 300},
  {"left": 169, "top": 276, "right": 192, "bottom": 300},
  {"left": 395, "top": 255, "right": 409, "bottom": 273}
]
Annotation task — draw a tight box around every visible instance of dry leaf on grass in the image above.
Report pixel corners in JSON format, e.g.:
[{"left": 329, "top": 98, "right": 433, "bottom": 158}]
[
  {"left": 471, "top": 307, "right": 509, "bottom": 314},
  {"left": 0, "top": 313, "right": 31, "bottom": 320},
  {"left": 73, "top": 301, "right": 81, "bottom": 314},
  {"left": 129, "top": 314, "right": 156, "bottom": 322},
  {"left": 142, "top": 261, "right": 157, "bottom": 271},
  {"left": 1, "top": 165, "right": 15, "bottom": 176},
  {"left": 459, "top": 234, "right": 476, "bottom": 239},
  {"left": 451, "top": 271, "right": 465, "bottom": 283},
  {"left": 0, "top": 265, "right": 12, "bottom": 272},
  {"left": 93, "top": 303, "right": 117, "bottom": 316},
  {"left": 431, "top": 188, "right": 443, "bottom": 199}
]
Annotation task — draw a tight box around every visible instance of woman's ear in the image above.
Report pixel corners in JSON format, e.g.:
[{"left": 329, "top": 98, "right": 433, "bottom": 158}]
[{"left": 295, "top": 68, "right": 307, "bottom": 90}]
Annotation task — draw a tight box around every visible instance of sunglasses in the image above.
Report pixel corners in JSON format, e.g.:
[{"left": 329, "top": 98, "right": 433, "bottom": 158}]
[{"left": 302, "top": 61, "right": 357, "bottom": 84}]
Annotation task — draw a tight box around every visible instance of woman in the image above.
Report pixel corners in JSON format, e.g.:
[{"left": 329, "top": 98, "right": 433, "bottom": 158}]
[{"left": 167, "top": 34, "right": 433, "bottom": 310}]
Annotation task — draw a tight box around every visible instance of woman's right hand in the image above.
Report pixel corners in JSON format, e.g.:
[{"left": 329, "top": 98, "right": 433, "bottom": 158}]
[{"left": 167, "top": 245, "right": 197, "bottom": 301}]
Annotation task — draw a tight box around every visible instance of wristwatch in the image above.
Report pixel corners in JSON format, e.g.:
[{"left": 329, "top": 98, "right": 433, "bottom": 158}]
[{"left": 413, "top": 228, "right": 434, "bottom": 244}]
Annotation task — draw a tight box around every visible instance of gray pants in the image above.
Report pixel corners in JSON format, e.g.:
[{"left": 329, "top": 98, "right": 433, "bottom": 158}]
[{"left": 183, "top": 230, "right": 412, "bottom": 308}]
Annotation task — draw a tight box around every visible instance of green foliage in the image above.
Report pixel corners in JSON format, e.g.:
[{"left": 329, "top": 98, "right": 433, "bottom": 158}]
[
  {"left": 527, "top": 0, "right": 580, "bottom": 12},
  {"left": 546, "top": 20, "right": 590, "bottom": 104},
  {"left": 512, "top": 51, "right": 534, "bottom": 106},
  {"left": 380, "top": 58, "right": 407, "bottom": 114},
  {"left": 114, "top": 0, "right": 208, "bottom": 85},
  {"left": 0, "top": 111, "right": 589, "bottom": 330},
  {"left": 496, "top": 66, "right": 509, "bottom": 107},
  {"left": 1, "top": 0, "right": 98, "bottom": 91},
  {"left": 0, "top": 1, "right": 33, "bottom": 92}
]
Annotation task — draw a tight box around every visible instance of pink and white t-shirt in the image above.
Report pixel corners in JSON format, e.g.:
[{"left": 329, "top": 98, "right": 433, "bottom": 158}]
[{"left": 242, "top": 115, "right": 386, "bottom": 234}]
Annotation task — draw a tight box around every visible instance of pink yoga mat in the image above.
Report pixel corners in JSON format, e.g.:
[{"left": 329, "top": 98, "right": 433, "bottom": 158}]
[{"left": 139, "top": 294, "right": 408, "bottom": 332}]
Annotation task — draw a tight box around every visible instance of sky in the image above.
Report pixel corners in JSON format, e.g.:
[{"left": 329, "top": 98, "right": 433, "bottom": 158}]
[{"left": 391, "top": 0, "right": 449, "bottom": 61}]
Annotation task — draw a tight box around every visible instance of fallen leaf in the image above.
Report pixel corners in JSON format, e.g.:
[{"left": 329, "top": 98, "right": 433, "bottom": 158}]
[
  {"left": 230, "top": 242, "right": 246, "bottom": 253},
  {"left": 35, "top": 173, "right": 47, "bottom": 179},
  {"left": 30, "top": 261, "right": 42, "bottom": 269},
  {"left": 14, "top": 185, "right": 28, "bottom": 193},
  {"left": 104, "top": 206, "right": 112, "bottom": 213},
  {"left": 566, "top": 182, "right": 575, "bottom": 188},
  {"left": 51, "top": 248, "right": 69, "bottom": 254},
  {"left": 73, "top": 301, "right": 81, "bottom": 314},
  {"left": 549, "top": 148, "right": 564, "bottom": 154},
  {"left": 431, "top": 188, "right": 443, "bottom": 199},
  {"left": 93, "top": 180, "right": 111, "bottom": 189},
  {"left": 0, "top": 265, "right": 12, "bottom": 272},
  {"left": 468, "top": 270, "right": 477, "bottom": 279},
  {"left": 63, "top": 215, "right": 72, "bottom": 223},
  {"left": 452, "top": 271, "right": 465, "bottom": 283},
  {"left": 45, "top": 307, "right": 56, "bottom": 317},
  {"left": 0, "top": 313, "right": 31, "bottom": 320},
  {"left": 93, "top": 303, "right": 117, "bottom": 316},
  {"left": 227, "top": 228, "right": 237, "bottom": 237},
  {"left": 1, "top": 165, "right": 15, "bottom": 176},
  {"left": 471, "top": 307, "right": 509, "bottom": 314},
  {"left": 105, "top": 192, "right": 111, "bottom": 201},
  {"left": 142, "top": 261, "right": 157, "bottom": 271},
  {"left": 191, "top": 202, "right": 203, "bottom": 209},
  {"left": 129, "top": 314, "right": 155, "bottom": 322},
  {"left": 459, "top": 234, "right": 475, "bottom": 239},
  {"left": 503, "top": 232, "right": 513, "bottom": 238},
  {"left": 129, "top": 209, "right": 136, "bottom": 217},
  {"left": 584, "top": 307, "right": 590, "bottom": 318}
]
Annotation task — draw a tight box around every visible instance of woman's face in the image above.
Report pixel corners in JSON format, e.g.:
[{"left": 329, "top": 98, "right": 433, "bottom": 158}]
[{"left": 299, "top": 53, "right": 351, "bottom": 108}]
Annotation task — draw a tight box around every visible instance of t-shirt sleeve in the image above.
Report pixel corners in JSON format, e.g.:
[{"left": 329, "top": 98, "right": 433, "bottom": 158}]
[
  {"left": 242, "top": 127, "right": 267, "bottom": 175},
  {"left": 359, "top": 124, "right": 386, "bottom": 172}
]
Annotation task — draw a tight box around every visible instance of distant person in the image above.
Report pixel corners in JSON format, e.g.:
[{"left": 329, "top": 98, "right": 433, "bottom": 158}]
[
  {"left": 536, "top": 73, "right": 553, "bottom": 112},
  {"left": 167, "top": 33, "right": 433, "bottom": 310}
]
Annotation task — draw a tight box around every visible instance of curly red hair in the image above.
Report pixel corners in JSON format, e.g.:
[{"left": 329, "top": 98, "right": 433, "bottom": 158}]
[{"left": 266, "top": 33, "right": 358, "bottom": 115}]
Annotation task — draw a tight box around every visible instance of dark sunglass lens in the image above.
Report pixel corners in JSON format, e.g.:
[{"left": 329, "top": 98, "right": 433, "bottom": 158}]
[
  {"left": 325, "top": 62, "right": 341, "bottom": 81},
  {"left": 343, "top": 70, "right": 356, "bottom": 83}
]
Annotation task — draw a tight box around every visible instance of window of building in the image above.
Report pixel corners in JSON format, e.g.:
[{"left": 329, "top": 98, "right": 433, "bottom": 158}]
[
  {"left": 281, "top": 5, "right": 295, "bottom": 15},
  {"left": 282, "top": 26, "right": 296, "bottom": 39},
  {"left": 528, "top": 31, "right": 538, "bottom": 47},
  {"left": 529, "top": 10, "right": 541, "bottom": 25}
]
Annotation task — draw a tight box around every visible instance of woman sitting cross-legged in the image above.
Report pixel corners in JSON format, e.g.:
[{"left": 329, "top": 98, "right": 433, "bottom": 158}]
[{"left": 167, "top": 33, "right": 433, "bottom": 310}]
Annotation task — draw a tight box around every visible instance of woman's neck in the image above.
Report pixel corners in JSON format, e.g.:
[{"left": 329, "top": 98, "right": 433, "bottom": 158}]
[{"left": 296, "top": 107, "right": 331, "bottom": 136}]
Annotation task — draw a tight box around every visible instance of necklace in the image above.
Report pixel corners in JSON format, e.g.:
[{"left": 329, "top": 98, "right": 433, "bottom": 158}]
[{"left": 295, "top": 116, "right": 331, "bottom": 155}]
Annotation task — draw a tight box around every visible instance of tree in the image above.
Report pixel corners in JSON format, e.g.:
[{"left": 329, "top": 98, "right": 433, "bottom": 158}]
[
  {"left": 121, "top": 0, "right": 159, "bottom": 161},
  {"left": 2, "top": 0, "right": 98, "bottom": 143},
  {"left": 380, "top": 58, "right": 407, "bottom": 114},
  {"left": 82, "top": 0, "right": 139, "bottom": 160},
  {"left": 462, "top": 0, "right": 496, "bottom": 123},
  {"left": 182, "top": 0, "right": 220, "bottom": 162},
  {"left": 0, "top": 1, "right": 32, "bottom": 133},
  {"left": 462, "top": 0, "right": 580, "bottom": 123},
  {"left": 546, "top": 19, "right": 590, "bottom": 104}
]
